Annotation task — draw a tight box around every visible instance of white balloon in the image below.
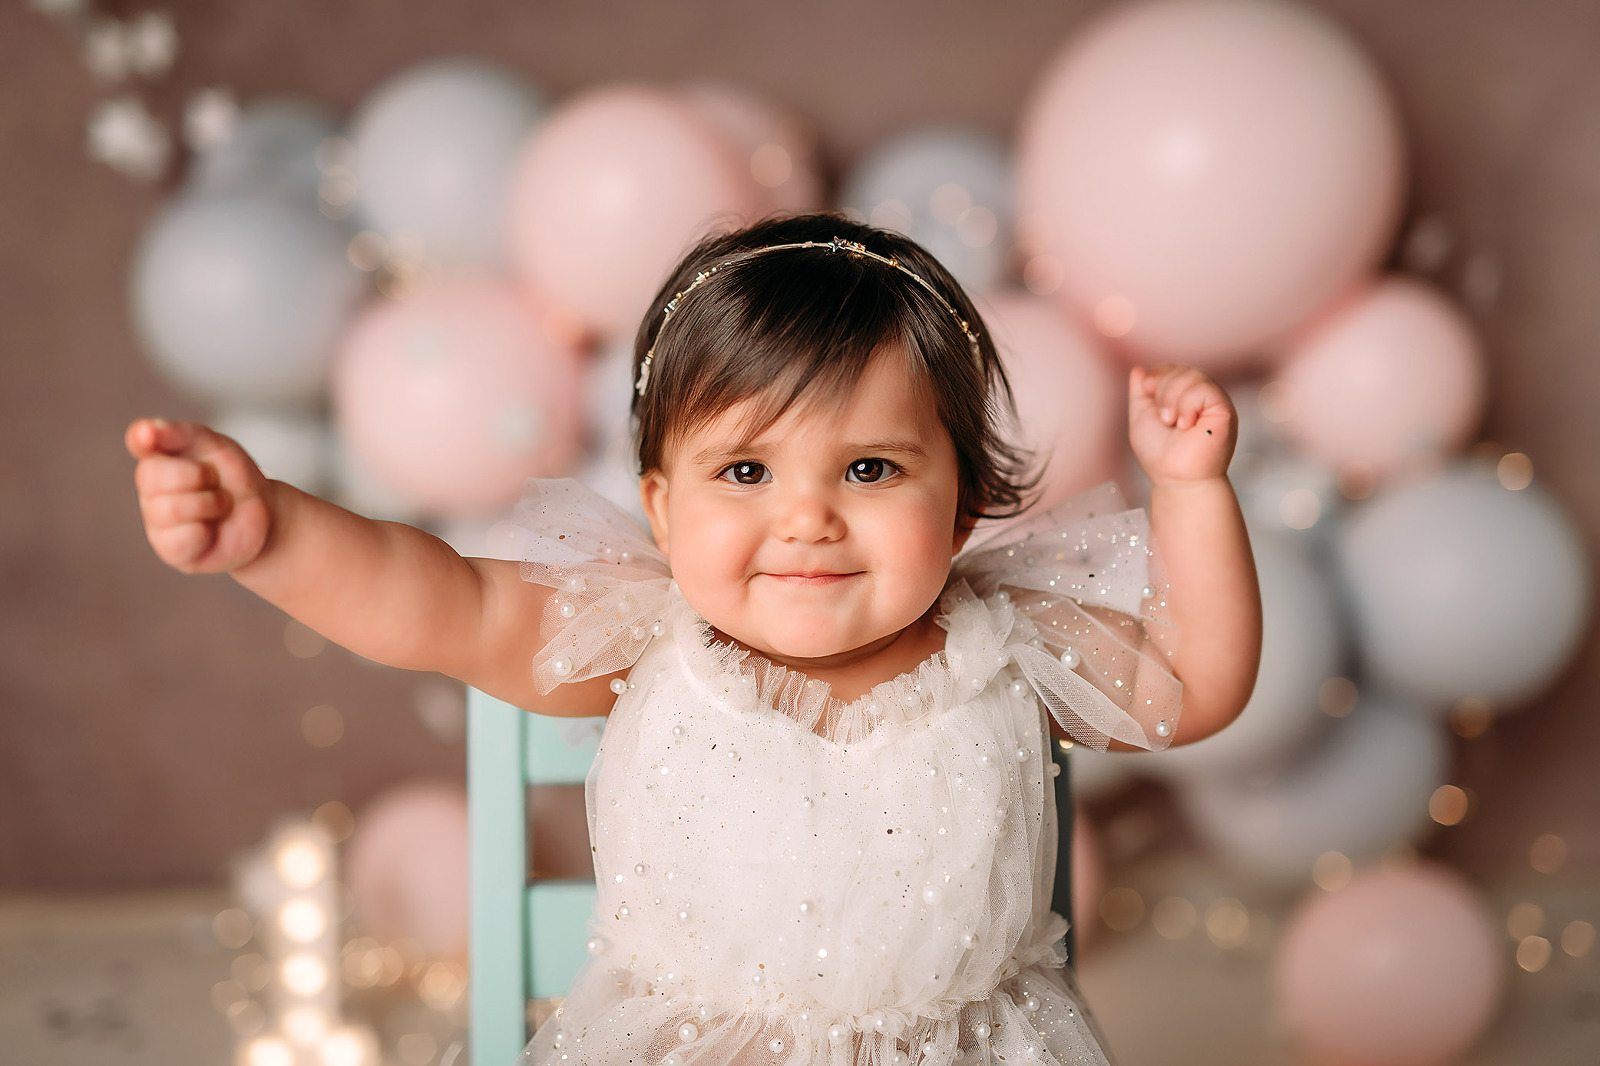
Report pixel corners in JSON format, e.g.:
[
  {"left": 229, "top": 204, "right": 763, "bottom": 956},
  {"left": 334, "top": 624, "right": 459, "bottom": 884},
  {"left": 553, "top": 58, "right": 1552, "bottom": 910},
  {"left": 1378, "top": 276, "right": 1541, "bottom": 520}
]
[
  {"left": 350, "top": 59, "right": 545, "bottom": 266},
  {"left": 1337, "top": 466, "right": 1590, "bottom": 709},
  {"left": 839, "top": 125, "right": 1012, "bottom": 294},
  {"left": 186, "top": 97, "right": 337, "bottom": 208},
  {"left": 212, "top": 406, "right": 331, "bottom": 495},
  {"left": 1153, "top": 528, "right": 1343, "bottom": 781},
  {"left": 1179, "top": 697, "right": 1445, "bottom": 886},
  {"left": 130, "top": 195, "right": 364, "bottom": 404}
]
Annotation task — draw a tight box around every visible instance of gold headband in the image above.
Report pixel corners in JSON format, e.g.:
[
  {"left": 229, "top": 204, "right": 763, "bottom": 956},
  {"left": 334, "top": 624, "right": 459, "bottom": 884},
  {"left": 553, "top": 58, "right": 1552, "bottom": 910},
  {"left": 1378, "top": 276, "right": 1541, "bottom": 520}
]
[{"left": 635, "top": 237, "right": 983, "bottom": 396}]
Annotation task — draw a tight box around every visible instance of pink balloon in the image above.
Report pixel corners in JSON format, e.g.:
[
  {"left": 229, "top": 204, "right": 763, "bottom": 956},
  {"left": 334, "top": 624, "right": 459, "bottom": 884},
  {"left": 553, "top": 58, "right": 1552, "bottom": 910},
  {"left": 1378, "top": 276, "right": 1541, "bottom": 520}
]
[
  {"left": 507, "top": 85, "right": 766, "bottom": 337},
  {"left": 1271, "top": 276, "right": 1486, "bottom": 475},
  {"left": 981, "top": 292, "right": 1122, "bottom": 508},
  {"left": 333, "top": 280, "right": 584, "bottom": 516},
  {"left": 345, "top": 781, "right": 470, "bottom": 959},
  {"left": 1016, "top": 0, "right": 1406, "bottom": 368},
  {"left": 681, "top": 82, "right": 824, "bottom": 216},
  {"left": 1276, "top": 863, "right": 1504, "bottom": 1065}
]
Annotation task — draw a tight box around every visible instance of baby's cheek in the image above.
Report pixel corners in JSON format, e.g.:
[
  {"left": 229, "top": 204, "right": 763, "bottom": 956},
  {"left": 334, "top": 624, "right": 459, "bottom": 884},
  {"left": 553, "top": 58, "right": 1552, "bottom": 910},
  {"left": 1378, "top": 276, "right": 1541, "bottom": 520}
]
[
  {"left": 873, "top": 510, "right": 955, "bottom": 606},
  {"left": 671, "top": 521, "right": 755, "bottom": 619}
]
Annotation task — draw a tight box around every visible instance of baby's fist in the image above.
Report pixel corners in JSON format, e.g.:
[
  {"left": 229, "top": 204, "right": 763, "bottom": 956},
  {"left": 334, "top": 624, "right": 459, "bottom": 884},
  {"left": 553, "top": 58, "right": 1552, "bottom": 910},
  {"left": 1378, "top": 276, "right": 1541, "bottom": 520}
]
[
  {"left": 126, "top": 418, "right": 275, "bottom": 574},
  {"left": 1128, "top": 365, "right": 1237, "bottom": 485}
]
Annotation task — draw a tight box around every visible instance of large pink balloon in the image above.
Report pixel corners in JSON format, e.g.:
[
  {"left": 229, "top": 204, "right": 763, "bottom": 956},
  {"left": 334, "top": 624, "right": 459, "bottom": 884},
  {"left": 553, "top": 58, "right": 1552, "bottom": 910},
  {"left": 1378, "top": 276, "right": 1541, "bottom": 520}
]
[
  {"left": 1276, "top": 863, "right": 1504, "bottom": 1065},
  {"left": 507, "top": 85, "right": 766, "bottom": 337},
  {"left": 681, "top": 82, "right": 824, "bottom": 217},
  {"left": 980, "top": 292, "right": 1122, "bottom": 507},
  {"left": 1272, "top": 276, "right": 1486, "bottom": 474},
  {"left": 333, "top": 280, "right": 584, "bottom": 516},
  {"left": 346, "top": 781, "right": 470, "bottom": 958},
  {"left": 1016, "top": 0, "right": 1405, "bottom": 368}
]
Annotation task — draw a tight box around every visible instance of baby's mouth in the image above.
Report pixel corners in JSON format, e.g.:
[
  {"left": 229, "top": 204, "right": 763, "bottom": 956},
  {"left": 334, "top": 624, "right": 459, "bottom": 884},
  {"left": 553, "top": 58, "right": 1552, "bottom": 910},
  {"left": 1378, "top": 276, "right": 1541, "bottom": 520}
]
[{"left": 762, "top": 570, "right": 861, "bottom": 586}]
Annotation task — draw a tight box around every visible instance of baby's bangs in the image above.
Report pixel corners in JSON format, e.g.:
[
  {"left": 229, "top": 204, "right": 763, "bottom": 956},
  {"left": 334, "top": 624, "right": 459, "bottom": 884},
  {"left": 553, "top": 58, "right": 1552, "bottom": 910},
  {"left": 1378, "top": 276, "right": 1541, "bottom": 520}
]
[{"left": 658, "top": 251, "right": 918, "bottom": 455}]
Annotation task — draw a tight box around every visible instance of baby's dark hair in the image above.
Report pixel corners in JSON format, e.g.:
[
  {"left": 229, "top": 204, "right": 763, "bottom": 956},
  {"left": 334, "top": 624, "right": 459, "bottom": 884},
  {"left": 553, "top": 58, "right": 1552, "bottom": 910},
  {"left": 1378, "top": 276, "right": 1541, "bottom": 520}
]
[{"left": 630, "top": 213, "right": 1036, "bottom": 523}]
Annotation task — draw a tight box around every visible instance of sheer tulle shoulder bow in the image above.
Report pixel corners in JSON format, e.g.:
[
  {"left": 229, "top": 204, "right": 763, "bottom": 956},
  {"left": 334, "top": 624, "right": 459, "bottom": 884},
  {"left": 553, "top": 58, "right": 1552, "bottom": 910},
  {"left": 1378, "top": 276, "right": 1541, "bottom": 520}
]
[
  {"left": 953, "top": 483, "right": 1182, "bottom": 751},
  {"left": 510, "top": 479, "right": 673, "bottom": 693}
]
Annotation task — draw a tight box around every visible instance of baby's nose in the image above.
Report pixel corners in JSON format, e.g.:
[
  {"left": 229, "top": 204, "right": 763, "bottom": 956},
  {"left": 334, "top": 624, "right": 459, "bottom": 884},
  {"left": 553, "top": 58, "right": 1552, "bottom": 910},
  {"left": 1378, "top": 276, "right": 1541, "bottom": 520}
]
[{"left": 774, "top": 489, "right": 845, "bottom": 543}]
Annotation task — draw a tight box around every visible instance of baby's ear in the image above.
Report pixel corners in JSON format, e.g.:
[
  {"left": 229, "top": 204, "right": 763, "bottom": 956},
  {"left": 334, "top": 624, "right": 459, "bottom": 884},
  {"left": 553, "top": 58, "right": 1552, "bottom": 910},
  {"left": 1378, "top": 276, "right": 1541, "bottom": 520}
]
[
  {"left": 638, "top": 471, "right": 670, "bottom": 555},
  {"left": 952, "top": 514, "right": 976, "bottom": 555}
]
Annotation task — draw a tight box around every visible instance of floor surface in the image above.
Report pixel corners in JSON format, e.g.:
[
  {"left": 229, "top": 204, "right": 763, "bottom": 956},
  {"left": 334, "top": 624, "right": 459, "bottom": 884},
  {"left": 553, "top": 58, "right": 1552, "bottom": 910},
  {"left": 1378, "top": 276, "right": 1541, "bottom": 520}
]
[{"left": 2, "top": 858, "right": 1596, "bottom": 1066}]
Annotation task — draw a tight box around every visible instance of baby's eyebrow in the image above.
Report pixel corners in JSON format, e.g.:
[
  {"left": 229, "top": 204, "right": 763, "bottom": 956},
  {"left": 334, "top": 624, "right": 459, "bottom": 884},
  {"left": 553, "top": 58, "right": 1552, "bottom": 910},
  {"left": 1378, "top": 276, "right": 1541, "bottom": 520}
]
[
  {"left": 846, "top": 439, "right": 928, "bottom": 459},
  {"left": 690, "top": 442, "right": 766, "bottom": 469}
]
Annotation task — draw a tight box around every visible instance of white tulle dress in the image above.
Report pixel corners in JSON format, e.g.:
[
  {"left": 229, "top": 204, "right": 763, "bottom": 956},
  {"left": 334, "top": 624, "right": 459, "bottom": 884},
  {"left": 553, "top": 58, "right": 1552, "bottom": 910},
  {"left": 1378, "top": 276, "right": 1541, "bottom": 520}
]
[{"left": 509, "top": 480, "right": 1180, "bottom": 1066}]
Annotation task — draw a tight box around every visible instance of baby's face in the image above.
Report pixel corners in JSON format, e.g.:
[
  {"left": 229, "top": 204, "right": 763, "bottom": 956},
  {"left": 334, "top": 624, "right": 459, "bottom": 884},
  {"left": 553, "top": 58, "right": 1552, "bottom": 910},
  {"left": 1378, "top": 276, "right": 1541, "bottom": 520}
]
[{"left": 640, "top": 351, "right": 964, "bottom": 666}]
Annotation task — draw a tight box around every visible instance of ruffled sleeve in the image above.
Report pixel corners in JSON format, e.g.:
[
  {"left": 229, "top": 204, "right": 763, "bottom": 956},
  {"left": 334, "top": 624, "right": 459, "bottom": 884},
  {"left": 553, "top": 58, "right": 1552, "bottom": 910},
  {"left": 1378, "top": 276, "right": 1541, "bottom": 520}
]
[
  {"left": 510, "top": 479, "right": 673, "bottom": 693},
  {"left": 952, "top": 483, "right": 1181, "bottom": 752}
]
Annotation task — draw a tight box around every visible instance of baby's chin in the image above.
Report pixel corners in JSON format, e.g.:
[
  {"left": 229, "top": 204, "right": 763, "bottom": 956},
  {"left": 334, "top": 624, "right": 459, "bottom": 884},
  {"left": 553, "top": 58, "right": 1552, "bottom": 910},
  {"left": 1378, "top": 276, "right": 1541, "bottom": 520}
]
[
  {"left": 681, "top": 585, "right": 936, "bottom": 669},
  {"left": 700, "top": 610, "right": 897, "bottom": 668}
]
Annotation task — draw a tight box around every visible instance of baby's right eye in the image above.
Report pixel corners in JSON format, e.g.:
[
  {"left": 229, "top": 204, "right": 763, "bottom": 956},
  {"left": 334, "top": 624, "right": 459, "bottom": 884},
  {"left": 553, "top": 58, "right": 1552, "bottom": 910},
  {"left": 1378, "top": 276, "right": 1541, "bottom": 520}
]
[{"left": 718, "top": 461, "right": 770, "bottom": 486}]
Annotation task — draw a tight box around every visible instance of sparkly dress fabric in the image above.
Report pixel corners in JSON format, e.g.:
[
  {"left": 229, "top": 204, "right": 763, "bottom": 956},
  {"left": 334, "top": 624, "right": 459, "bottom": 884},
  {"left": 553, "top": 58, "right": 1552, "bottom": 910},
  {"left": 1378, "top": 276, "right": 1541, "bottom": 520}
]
[{"left": 510, "top": 480, "right": 1180, "bottom": 1066}]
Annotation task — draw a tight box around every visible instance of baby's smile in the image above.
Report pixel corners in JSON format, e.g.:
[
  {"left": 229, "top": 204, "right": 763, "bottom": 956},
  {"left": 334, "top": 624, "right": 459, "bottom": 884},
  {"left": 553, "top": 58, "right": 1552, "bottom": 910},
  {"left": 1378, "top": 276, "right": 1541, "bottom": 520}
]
[{"left": 759, "top": 569, "right": 861, "bottom": 584}]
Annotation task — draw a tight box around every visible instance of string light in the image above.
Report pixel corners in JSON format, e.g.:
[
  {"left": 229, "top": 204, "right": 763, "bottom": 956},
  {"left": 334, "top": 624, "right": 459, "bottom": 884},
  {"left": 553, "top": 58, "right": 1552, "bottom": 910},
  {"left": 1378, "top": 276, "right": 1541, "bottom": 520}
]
[{"left": 224, "top": 821, "right": 377, "bottom": 1066}]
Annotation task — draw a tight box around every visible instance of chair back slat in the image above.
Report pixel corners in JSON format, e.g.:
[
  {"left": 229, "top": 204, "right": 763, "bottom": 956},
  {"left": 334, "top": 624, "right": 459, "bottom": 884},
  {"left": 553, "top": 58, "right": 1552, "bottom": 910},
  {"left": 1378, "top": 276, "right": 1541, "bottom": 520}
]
[
  {"left": 468, "top": 689, "right": 533, "bottom": 1066},
  {"left": 526, "top": 880, "right": 601, "bottom": 998}
]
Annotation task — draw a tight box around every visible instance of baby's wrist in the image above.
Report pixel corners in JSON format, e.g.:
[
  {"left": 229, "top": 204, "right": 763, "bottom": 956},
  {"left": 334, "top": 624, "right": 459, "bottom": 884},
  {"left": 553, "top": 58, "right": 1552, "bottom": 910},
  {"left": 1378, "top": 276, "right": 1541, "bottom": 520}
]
[
  {"left": 1146, "top": 472, "right": 1232, "bottom": 494},
  {"left": 230, "top": 479, "right": 284, "bottom": 575}
]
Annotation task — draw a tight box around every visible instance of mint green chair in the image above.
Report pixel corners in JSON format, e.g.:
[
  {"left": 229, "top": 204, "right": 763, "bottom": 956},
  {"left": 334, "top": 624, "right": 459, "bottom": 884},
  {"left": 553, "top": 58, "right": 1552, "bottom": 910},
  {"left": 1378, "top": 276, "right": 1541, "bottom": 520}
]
[
  {"left": 468, "top": 689, "right": 1075, "bottom": 1066},
  {"left": 468, "top": 688, "right": 605, "bottom": 1066}
]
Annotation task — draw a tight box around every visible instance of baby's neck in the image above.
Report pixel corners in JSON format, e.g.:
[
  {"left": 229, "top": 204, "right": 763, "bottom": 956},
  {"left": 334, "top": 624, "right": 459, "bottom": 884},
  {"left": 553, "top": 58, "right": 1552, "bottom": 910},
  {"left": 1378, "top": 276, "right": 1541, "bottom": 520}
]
[{"left": 710, "top": 609, "right": 948, "bottom": 703}]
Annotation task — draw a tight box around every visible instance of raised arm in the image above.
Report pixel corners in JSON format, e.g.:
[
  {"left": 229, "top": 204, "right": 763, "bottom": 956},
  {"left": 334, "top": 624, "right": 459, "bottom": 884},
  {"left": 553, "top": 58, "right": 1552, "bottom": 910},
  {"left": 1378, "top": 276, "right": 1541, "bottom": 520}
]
[
  {"left": 126, "top": 418, "right": 618, "bottom": 716},
  {"left": 1127, "top": 365, "right": 1262, "bottom": 746}
]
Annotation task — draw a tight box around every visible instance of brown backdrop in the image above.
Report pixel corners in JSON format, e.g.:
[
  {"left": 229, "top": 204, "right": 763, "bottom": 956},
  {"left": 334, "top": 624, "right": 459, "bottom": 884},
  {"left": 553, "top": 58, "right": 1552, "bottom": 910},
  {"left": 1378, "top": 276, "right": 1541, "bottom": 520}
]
[{"left": 2, "top": 0, "right": 1596, "bottom": 890}]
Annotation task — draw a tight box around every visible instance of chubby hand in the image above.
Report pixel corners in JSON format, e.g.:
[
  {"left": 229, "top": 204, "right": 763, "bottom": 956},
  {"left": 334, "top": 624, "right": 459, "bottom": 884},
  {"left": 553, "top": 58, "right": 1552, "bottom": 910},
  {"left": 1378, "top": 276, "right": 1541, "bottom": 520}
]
[
  {"left": 126, "top": 418, "right": 275, "bottom": 574},
  {"left": 1128, "top": 364, "right": 1237, "bottom": 485}
]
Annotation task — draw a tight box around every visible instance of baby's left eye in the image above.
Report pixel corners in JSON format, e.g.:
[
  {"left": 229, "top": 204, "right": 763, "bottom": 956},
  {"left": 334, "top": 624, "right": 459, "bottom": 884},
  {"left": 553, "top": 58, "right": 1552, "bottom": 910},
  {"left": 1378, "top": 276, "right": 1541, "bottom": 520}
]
[{"left": 846, "top": 458, "right": 897, "bottom": 484}]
